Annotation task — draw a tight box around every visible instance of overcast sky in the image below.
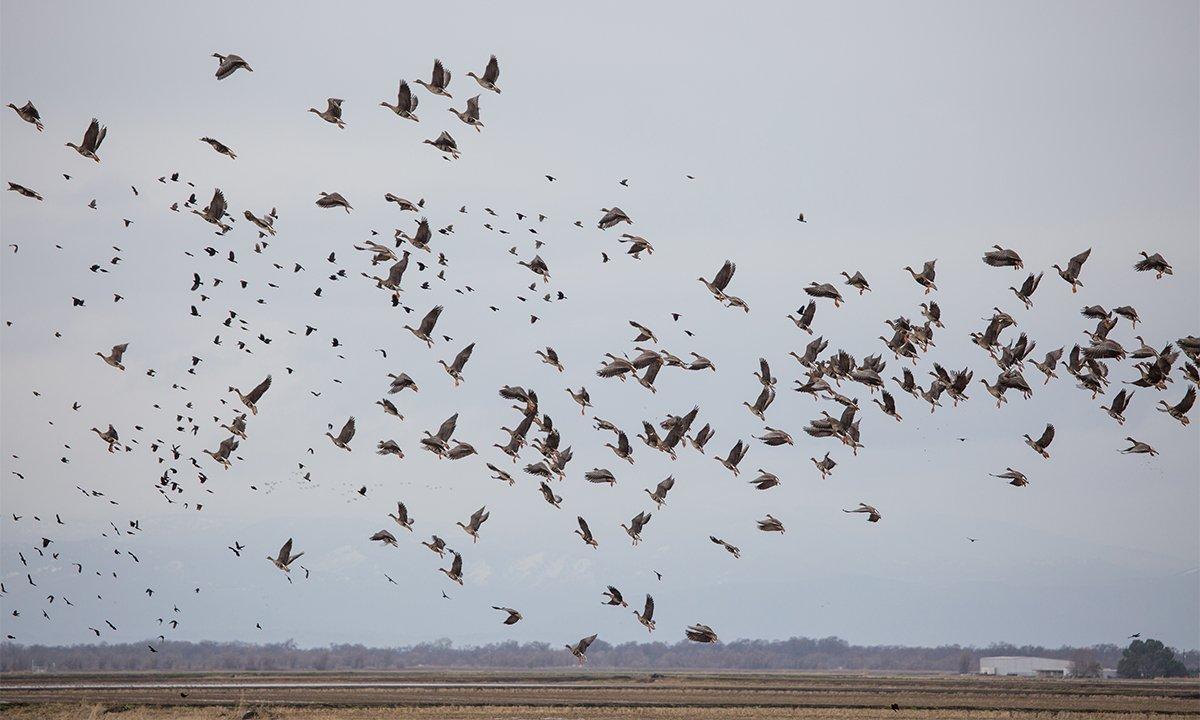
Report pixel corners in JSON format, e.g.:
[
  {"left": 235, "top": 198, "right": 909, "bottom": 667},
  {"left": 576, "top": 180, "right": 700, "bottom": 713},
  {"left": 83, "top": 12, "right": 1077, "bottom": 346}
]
[{"left": 1, "top": 1, "right": 1197, "bottom": 652}]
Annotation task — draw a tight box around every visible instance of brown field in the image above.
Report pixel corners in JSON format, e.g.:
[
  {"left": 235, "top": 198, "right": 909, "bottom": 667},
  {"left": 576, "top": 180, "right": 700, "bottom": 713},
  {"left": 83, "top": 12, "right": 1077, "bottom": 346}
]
[{"left": 1, "top": 670, "right": 1197, "bottom": 719}]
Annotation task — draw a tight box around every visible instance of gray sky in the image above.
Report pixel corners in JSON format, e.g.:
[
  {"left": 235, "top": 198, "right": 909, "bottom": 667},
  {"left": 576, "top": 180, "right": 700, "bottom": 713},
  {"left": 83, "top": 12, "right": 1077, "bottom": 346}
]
[{"left": 2, "top": 0, "right": 1197, "bottom": 651}]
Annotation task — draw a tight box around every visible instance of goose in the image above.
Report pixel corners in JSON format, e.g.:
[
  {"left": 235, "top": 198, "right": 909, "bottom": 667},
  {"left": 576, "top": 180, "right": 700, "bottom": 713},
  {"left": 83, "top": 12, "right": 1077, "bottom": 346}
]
[
  {"left": 6, "top": 101, "right": 43, "bottom": 131},
  {"left": 388, "top": 503, "right": 414, "bottom": 531},
  {"left": 843, "top": 503, "right": 881, "bottom": 522},
  {"left": 982, "top": 245, "right": 1023, "bottom": 269},
  {"left": 604, "top": 431, "right": 635, "bottom": 464},
  {"left": 212, "top": 53, "right": 252, "bottom": 79},
  {"left": 439, "top": 342, "right": 475, "bottom": 386},
  {"left": 325, "top": 417, "right": 355, "bottom": 451},
  {"left": 1101, "top": 389, "right": 1133, "bottom": 424},
  {"left": 743, "top": 385, "right": 775, "bottom": 420},
  {"left": 687, "top": 352, "right": 717, "bottom": 371},
  {"left": 308, "top": 98, "right": 345, "bottom": 128},
  {"left": 840, "top": 271, "right": 871, "bottom": 294},
  {"left": 805, "top": 282, "right": 843, "bottom": 307},
  {"left": 315, "top": 191, "right": 352, "bottom": 212},
  {"left": 716, "top": 440, "right": 747, "bottom": 475},
  {"left": 585, "top": 468, "right": 617, "bottom": 486},
  {"left": 492, "top": 606, "right": 522, "bottom": 625},
  {"left": 536, "top": 347, "right": 564, "bottom": 372},
  {"left": 244, "top": 208, "right": 277, "bottom": 236},
  {"left": 566, "top": 634, "right": 597, "bottom": 664},
  {"left": 575, "top": 516, "right": 598, "bottom": 548},
  {"left": 376, "top": 440, "right": 404, "bottom": 459},
  {"left": 446, "top": 441, "right": 477, "bottom": 461},
  {"left": 96, "top": 343, "right": 129, "bottom": 370},
  {"left": 90, "top": 425, "right": 119, "bottom": 453},
  {"left": 618, "top": 234, "right": 655, "bottom": 258},
  {"left": 787, "top": 300, "right": 817, "bottom": 333},
  {"left": 487, "top": 462, "right": 516, "bottom": 485},
  {"left": 873, "top": 390, "right": 902, "bottom": 421},
  {"left": 1052, "top": 248, "right": 1091, "bottom": 293},
  {"left": 919, "top": 302, "right": 944, "bottom": 328},
  {"left": 990, "top": 467, "right": 1029, "bottom": 486},
  {"left": 423, "top": 130, "right": 460, "bottom": 158},
  {"left": 404, "top": 305, "right": 444, "bottom": 348},
  {"left": 449, "top": 95, "right": 484, "bottom": 131},
  {"left": 644, "top": 476, "right": 675, "bottom": 508},
  {"left": 980, "top": 378, "right": 1007, "bottom": 407},
  {"left": 1112, "top": 306, "right": 1140, "bottom": 327},
  {"left": 748, "top": 469, "right": 780, "bottom": 490},
  {"left": 204, "top": 437, "right": 239, "bottom": 469},
  {"left": 229, "top": 375, "right": 271, "bottom": 415},
  {"left": 414, "top": 59, "right": 452, "bottom": 97},
  {"left": 710, "top": 536, "right": 741, "bottom": 558},
  {"left": 755, "top": 427, "right": 794, "bottom": 446},
  {"left": 811, "top": 452, "right": 836, "bottom": 479},
  {"left": 540, "top": 480, "right": 561, "bottom": 508},
  {"left": 688, "top": 423, "right": 715, "bottom": 452},
  {"left": 756, "top": 514, "right": 785, "bottom": 533},
  {"left": 421, "top": 535, "right": 447, "bottom": 558},
  {"left": 369, "top": 530, "right": 398, "bottom": 547},
  {"left": 457, "top": 506, "right": 489, "bottom": 543},
  {"left": 602, "top": 586, "right": 628, "bottom": 607},
  {"left": 267, "top": 538, "right": 303, "bottom": 572},
  {"left": 380, "top": 80, "right": 419, "bottom": 121},
  {"left": 1032, "top": 348, "right": 1063, "bottom": 384},
  {"left": 620, "top": 511, "right": 651, "bottom": 545},
  {"left": 398, "top": 217, "right": 433, "bottom": 251},
  {"left": 375, "top": 398, "right": 403, "bottom": 420},
  {"left": 1134, "top": 251, "right": 1173, "bottom": 279},
  {"left": 903, "top": 260, "right": 937, "bottom": 293},
  {"left": 519, "top": 254, "right": 551, "bottom": 283},
  {"left": 6, "top": 183, "right": 42, "bottom": 200},
  {"left": 686, "top": 624, "right": 719, "bottom": 643},
  {"left": 388, "top": 372, "right": 419, "bottom": 393},
  {"left": 199, "top": 137, "right": 236, "bottom": 159},
  {"left": 192, "top": 188, "right": 232, "bottom": 233},
  {"left": 220, "top": 413, "right": 248, "bottom": 439},
  {"left": 1157, "top": 386, "right": 1194, "bottom": 425},
  {"left": 634, "top": 594, "right": 656, "bottom": 632},
  {"left": 1009, "top": 272, "right": 1043, "bottom": 309},
  {"left": 467, "top": 55, "right": 501, "bottom": 93},
  {"left": 384, "top": 194, "right": 423, "bottom": 211},
  {"left": 598, "top": 206, "right": 632, "bottom": 229},
  {"left": 1120, "top": 437, "right": 1157, "bottom": 456},
  {"left": 66, "top": 118, "right": 106, "bottom": 161},
  {"left": 1023, "top": 424, "right": 1054, "bottom": 458},
  {"left": 438, "top": 551, "right": 464, "bottom": 585}
]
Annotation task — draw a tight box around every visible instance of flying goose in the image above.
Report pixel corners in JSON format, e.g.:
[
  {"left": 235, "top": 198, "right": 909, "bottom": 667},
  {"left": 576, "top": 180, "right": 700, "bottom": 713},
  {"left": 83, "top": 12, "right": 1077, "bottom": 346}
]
[
  {"left": 805, "top": 282, "right": 843, "bottom": 307},
  {"left": 380, "top": 80, "right": 419, "bottom": 121},
  {"left": 6, "top": 182, "right": 42, "bottom": 200},
  {"left": 756, "top": 514, "right": 785, "bottom": 533},
  {"left": 220, "top": 413, "right": 248, "bottom": 439},
  {"left": 1157, "top": 386, "right": 1194, "bottom": 425},
  {"left": 308, "top": 98, "right": 345, "bottom": 128},
  {"left": 1134, "top": 251, "right": 1173, "bottom": 279},
  {"left": 618, "top": 234, "right": 655, "bottom": 257},
  {"left": 598, "top": 207, "right": 632, "bottom": 229},
  {"left": 90, "top": 425, "right": 119, "bottom": 453},
  {"left": 404, "top": 305, "right": 444, "bottom": 348},
  {"left": 788, "top": 300, "right": 817, "bottom": 333},
  {"left": 644, "top": 475, "right": 675, "bottom": 508},
  {"left": 748, "top": 469, "right": 780, "bottom": 490},
  {"left": 1009, "top": 272, "right": 1043, "bottom": 309},
  {"left": 575, "top": 516, "right": 598, "bottom": 548},
  {"left": 438, "top": 551, "right": 464, "bottom": 585},
  {"left": 487, "top": 463, "right": 516, "bottom": 486},
  {"left": 66, "top": 118, "right": 106, "bottom": 161},
  {"left": 457, "top": 506, "right": 489, "bottom": 543},
  {"left": 811, "top": 452, "right": 836, "bottom": 479},
  {"left": 388, "top": 372, "right": 419, "bottom": 393},
  {"left": 467, "top": 55, "right": 501, "bottom": 93},
  {"left": 376, "top": 398, "right": 403, "bottom": 420},
  {"left": 1120, "top": 437, "right": 1157, "bottom": 456},
  {"left": 1052, "top": 249, "right": 1091, "bottom": 293},
  {"left": 212, "top": 53, "right": 252, "bottom": 79},
  {"left": 566, "top": 633, "right": 597, "bottom": 664},
  {"left": 326, "top": 417, "right": 356, "bottom": 451},
  {"left": 267, "top": 538, "right": 303, "bottom": 572},
  {"left": 710, "top": 536, "right": 741, "bottom": 558},
  {"left": 492, "top": 606, "right": 522, "bottom": 624},
  {"left": 536, "top": 347, "right": 564, "bottom": 372},
  {"left": 602, "top": 586, "right": 627, "bottom": 607},
  {"left": 840, "top": 271, "right": 871, "bottom": 294},
  {"left": 604, "top": 431, "right": 635, "bottom": 464},
  {"left": 686, "top": 624, "right": 719, "bottom": 643},
  {"left": 634, "top": 594, "right": 656, "bottom": 632},
  {"left": 6, "top": 101, "right": 43, "bottom": 131},
  {"left": 1101, "top": 389, "right": 1133, "bottom": 425},
  {"left": 229, "top": 375, "right": 271, "bottom": 415},
  {"left": 620, "top": 511, "right": 651, "bottom": 545},
  {"left": 982, "top": 245, "right": 1023, "bottom": 269},
  {"left": 96, "top": 343, "right": 129, "bottom": 370},
  {"left": 415, "top": 59, "right": 452, "bottom": 97},
  {"left": 990, "top": 467, "right": 1029, "bottom": 486},
  {"left": 423, "top": 131, "right": 460, "bottom": 158},
  {"left": 585, "top": 468, "right": 617, "bottom": 486},
  {"left": 204, "top": 436, "right": 239, "bottom": 469},
  {"left": 388, "top": 503, "right": 414, "bottom": 531},
  {"left": 192, "top": 188, "right": 232, "bottom": 233},
  {"left": 1023, "top": 424, "right": 1054, "bottom": 458},
  {"left": 843, "top": 503, "right": 881, "bottom": 522},
  {"left": 449, "top": 95, "right": 484, "bottom": 131},
  {"left": 439, "top": 342, "right": 475, "bottom": 386},
  {"left": 376, "top": 440, "right": 404, "bottom": 459},
  {"left": 755, "top": 427, "right": 794, "bottom": 446},
  {"left": 315, "top": 191, "right": 352, "bottom": 212},
  {"left": 199, "top": 137, "right": 236, "bottom": 159},
  {"left": 744, "top": 385, "right": 775, "bottom": 420},
  {"left": 873, "top": 390, "right": 902, "bottom": 421},
  {"left": 369, "top": 530, "right": 399, "bottom": 547},
  {"left": 421, "top": 535, "right": 447, "bottom": 557},
  {"left": 716, "top": 440, "right": 748, "bottom": 475},
  {"left": 903, "top": 260, "right": 937, "bottom": 293}
]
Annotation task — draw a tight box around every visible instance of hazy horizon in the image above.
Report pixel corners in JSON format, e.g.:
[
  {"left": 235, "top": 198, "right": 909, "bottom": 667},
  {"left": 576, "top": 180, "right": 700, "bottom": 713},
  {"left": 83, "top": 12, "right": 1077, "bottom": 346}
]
[{"left": 2, "top": 1, "right": 1197, "bottom": 654}]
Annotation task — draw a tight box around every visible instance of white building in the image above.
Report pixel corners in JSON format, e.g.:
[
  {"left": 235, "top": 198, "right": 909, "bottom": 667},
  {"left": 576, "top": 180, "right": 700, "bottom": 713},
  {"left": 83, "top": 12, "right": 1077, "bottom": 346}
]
[{"left": 979, "top": 656, "right": 1075, "bottom": 677}]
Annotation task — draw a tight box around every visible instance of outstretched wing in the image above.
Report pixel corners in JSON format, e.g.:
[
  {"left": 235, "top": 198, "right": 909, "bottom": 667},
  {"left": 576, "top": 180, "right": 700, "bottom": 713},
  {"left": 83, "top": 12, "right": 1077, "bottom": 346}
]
[
  {"left": 436, "top": 412, "right": 459, "bottom": 441},
  {"left": 643, "top": 594, "right": 655, "bottom": 620},
  {"left": 483, "top": 55, "right": 500, "bottom": 83},
  {"left": 432, "top": 59, "right": 448, "bottom": 87},
  {"left": 420, "top": 305, "right": 444, "bottom": 335},
  {"left": 712, "top": 260, "right": 736, "bottom": 291},
  {"left": 246, "top": 375, "right": 272, "bottom": 403},
  {"left": 577, "top": 516, "right": 591, "bottom": 537},
  {"left": 1177, "top": 386, "right": 1196, "bottom": 413},
  {"left": 452, "top": 343, "right": 475, "bottom": 372},
  {"left": 82, "top": 118, "right": 100, "bottom": 151},
  {"left": 338, "top": 416, "right": 356, "bottom": 444},
  {"left": 1067, "top": 248, "right": 1092, "bottom": 275},
  {"left": 279, "top": 538, "right": 293, "bottom": 561},
  {"left": 577, "top": 633, "right": 597, "bottom": 653},
  {"left": 1036, "top": 424, "right": 1055, "bottom": 448}
]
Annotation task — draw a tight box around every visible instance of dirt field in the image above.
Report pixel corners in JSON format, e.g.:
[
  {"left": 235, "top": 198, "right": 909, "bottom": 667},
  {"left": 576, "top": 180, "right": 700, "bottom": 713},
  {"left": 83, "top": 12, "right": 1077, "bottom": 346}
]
[{"left": 1, "top": 671, "right": 1197, "bottom": 719}]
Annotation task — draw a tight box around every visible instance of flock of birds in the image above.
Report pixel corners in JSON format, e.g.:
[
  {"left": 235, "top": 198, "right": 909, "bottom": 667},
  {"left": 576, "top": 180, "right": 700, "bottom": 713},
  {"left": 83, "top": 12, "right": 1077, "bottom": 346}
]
[{"left": 3, "top": 50, "right": 1197, "bottom": 663}]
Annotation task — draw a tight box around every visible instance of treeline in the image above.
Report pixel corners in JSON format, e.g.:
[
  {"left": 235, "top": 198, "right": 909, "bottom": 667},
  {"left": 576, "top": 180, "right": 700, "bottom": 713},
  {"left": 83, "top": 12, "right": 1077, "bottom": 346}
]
[{"left": 4, "top": 637, "right": 1196, "bottom": 673}]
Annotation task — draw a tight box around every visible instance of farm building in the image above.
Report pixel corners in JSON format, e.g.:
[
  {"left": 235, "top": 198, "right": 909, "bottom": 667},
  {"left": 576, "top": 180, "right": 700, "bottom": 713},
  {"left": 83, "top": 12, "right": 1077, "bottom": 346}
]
[{"left": 979, "top": 656, "right": 1075, "bottom": 677}]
